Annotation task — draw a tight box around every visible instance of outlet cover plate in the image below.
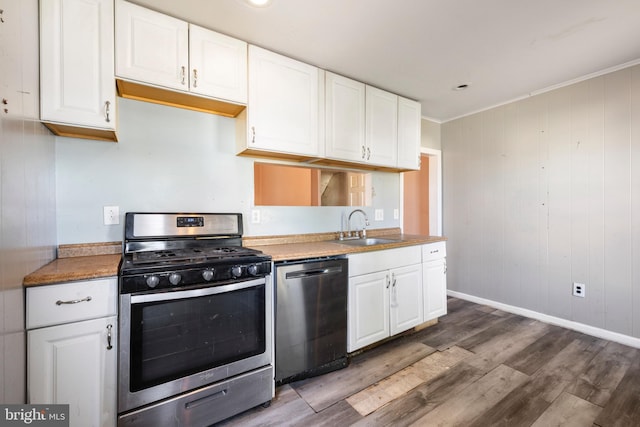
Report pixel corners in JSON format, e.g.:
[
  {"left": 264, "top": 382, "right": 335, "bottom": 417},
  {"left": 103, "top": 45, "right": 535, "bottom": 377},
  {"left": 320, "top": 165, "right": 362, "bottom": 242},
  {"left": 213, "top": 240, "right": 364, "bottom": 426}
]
[
  {"left": 374, "top": 209, "right": 384, "bottom": 221},
  {"left": 103, "top": 206, "right": 119, "bottom": 225}
]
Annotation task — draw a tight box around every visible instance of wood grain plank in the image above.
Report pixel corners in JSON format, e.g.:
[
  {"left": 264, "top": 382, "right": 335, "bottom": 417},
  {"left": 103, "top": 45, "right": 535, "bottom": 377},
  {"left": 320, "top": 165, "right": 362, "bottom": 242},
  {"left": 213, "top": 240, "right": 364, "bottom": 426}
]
[
  {"left": 469, "top": 334, "right": 607, "bottom": 426},
  {"left": 530, "top": 392, "right": 602, "bottom": 427},
  {"left": 593, "top": 355, "right": 640, "bottom": 427},
  {"left": 290, "top": 340, "right": 435, "bottom": 411},
  {"left": 504, "top": 325, "right": 578, "bottom": 375},
  {"left": 352, "top": 362, "right": 484, "bottom": 427},
  {"left": 463, "top": 317, "right": 551, "bottom": 372},
  {"left": 347, "top": 346, "right": 473, "bottom": 416},
  {"left": 409, "top": 364, "right": 528, "bottom": 426},
  {"left": 566, "top": 341, "right": 639, "bottom": 407}
]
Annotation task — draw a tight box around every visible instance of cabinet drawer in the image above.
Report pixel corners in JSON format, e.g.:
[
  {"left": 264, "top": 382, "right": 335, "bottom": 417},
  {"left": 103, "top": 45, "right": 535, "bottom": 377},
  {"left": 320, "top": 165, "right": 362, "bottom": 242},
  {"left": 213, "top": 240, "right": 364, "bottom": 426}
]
[
  {"left": 27, "top": 277, "right": 117, "bottom": 329},
  {"left": 422, "top": 241, "right": 446, "bottom": 262},
  {"left": 349, "top": 245, "right": 421, "bottom": 277}
]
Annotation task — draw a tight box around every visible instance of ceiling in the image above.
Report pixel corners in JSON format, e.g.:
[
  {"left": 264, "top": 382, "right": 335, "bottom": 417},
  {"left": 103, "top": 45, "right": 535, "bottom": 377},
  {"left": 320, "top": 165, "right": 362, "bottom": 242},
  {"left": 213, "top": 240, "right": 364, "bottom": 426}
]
[{"left": 129, "top": 0, "right": 640, "bottom": 122}]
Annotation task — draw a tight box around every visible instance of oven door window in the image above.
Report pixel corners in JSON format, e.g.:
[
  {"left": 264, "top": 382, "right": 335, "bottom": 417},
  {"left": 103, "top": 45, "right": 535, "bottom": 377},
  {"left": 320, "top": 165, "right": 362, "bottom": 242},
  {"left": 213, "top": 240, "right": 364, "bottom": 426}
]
[{"left": 129, "top": 284, "right": 265, "bottom": 391}]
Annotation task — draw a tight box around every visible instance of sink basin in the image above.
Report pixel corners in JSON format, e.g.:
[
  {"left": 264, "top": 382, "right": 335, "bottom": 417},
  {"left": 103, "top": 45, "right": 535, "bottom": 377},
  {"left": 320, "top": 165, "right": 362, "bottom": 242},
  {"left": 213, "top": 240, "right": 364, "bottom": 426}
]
[{"left": 334, "top": 237, "right": 400, "bottom": 247}]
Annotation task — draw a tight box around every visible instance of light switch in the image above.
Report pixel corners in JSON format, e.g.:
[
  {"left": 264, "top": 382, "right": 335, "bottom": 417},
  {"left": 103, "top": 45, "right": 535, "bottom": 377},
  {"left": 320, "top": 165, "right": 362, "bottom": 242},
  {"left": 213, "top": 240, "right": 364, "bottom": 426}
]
[{"left": 375, "top": 209, "right": 384, "bottom": 221}]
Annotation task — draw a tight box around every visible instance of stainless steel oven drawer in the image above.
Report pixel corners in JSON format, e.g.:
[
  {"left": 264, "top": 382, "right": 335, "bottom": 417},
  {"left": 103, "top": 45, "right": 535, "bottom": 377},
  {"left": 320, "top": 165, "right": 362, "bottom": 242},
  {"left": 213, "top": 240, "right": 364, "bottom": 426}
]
[{"left": 117, "top": 365, "right": 273, "bottom": 427}]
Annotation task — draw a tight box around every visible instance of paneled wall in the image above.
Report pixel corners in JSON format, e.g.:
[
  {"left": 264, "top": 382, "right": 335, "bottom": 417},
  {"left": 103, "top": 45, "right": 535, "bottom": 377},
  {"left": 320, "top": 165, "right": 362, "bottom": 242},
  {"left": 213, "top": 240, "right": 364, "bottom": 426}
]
[
  {"left": 443, "top": 64, "right": 640, "bottom": 338},
  {"left": 0, "top": 0, "right": 57, "bottom": 403}
]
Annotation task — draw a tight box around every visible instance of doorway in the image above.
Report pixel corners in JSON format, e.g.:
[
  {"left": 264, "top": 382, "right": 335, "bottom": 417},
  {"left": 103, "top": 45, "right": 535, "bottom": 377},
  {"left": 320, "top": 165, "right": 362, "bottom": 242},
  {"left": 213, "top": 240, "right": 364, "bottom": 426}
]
[{"left": 402, "top": 148, "right": 442, "bottom": 236}]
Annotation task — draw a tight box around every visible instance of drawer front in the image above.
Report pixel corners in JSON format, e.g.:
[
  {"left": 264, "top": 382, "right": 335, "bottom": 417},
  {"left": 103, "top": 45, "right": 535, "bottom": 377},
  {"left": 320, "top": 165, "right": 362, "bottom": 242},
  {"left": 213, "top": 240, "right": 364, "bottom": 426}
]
[
  {"left": 349, "top": 245, "right": 421, "bottom": 277},
  {"left": 27, "top": 277, "right": 117, "bottom": 329},
  {"left": 422, "top": 242, "right": 446, "bottom": 262}
]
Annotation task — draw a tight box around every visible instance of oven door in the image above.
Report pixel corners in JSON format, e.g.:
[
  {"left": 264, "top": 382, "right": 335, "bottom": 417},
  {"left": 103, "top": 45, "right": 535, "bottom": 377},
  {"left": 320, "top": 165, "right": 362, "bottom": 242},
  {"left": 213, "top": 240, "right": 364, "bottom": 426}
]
[{"left": 118, "top": 277, "right": 272, "bottom": 413}]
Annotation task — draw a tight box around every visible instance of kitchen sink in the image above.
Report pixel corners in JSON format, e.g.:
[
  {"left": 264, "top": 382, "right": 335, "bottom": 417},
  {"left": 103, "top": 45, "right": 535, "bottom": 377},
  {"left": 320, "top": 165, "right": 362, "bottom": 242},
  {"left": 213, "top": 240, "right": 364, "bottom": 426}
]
[{"left": 333, "top": 237, "right": 401, "bottom": 247}]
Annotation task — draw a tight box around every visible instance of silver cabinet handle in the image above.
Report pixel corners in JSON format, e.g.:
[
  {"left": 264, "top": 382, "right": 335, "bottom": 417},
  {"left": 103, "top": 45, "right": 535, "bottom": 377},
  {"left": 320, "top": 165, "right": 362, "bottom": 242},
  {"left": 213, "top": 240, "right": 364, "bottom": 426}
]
[
  {"left": 251, "top": 126, "right": 256, "bottom": 144},
  {"left": 367, "top": 147, "right": 371, "bottom": 160},
  {"left": 56, "top": 296, "right": 92, "bottom": 305},
  {"left": 106, "top": 324, "right": 113, "bottom": 350},
  {"left": 386, "top": 274, "right": 390, "bottom": 289},
  {"left": 181, "top": 66, "right": 186, "bottom": 85},
  {"left": 2, "top": 98, "right": 7, "bottom": 114},
  {"left": 105, "top": 101, "right": 111, "bottom": 123},
  {"left": 0, "top": 9, "right": 4, "bottom": 23},
  {"left": 361, "top": 146, "right": 366, "bottom": 159},
  {"left": 193, "top": 69, "right": 198, "bottom": 88},
  {"left": 430, "top": 249, "right": 439, "bottom": 254}
]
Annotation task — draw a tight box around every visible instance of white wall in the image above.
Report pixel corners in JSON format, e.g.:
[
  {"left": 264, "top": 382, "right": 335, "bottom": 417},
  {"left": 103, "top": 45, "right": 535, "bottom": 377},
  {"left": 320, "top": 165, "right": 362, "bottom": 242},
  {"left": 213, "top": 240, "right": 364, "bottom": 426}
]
[
  {"left": 421, "top": 118, "right": 441, "bottom": 150},
  {"left": 55, "top": 98, "right": 401, "bottom": 244},
  {"left": 442, "top": 64, "right": 640, "bottom": 338}
]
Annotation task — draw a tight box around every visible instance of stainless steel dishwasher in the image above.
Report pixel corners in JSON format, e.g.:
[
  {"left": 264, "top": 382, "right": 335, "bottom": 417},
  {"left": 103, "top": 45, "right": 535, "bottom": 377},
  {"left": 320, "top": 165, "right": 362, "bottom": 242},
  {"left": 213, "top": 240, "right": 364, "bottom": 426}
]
[{"left": 274, "top": 256, "right": 348, "bottom": 384}]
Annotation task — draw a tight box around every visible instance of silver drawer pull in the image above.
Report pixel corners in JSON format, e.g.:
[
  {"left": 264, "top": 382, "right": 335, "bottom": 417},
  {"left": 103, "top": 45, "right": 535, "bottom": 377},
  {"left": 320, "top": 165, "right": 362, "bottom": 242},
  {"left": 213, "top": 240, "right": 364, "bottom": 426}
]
[
  {"left": 56, "top": 296, "right": 92, "bottom": 305},
  {"left": 106, "top": 324, "right": 113, "bottom": 350},
  {"left": 430, "top": 249, "right": 439, "bottom": 254}
]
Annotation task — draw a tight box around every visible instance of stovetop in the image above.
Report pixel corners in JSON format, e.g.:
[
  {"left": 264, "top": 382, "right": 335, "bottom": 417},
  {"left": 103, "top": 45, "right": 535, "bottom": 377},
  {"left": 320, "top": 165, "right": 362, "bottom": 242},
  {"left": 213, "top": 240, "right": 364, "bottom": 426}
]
[
  {"left": 119, "top": 212, "right": 271, "bottom": 293},
  {"left": 129, "top": 246, "right": 263, "bottom": 266}
]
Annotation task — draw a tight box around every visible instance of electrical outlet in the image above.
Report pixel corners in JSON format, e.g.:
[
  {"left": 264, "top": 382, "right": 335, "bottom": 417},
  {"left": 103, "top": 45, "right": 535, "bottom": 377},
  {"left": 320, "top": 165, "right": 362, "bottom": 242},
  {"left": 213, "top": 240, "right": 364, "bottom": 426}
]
[
  {"left": 393, "top": 209, "right": 399, "bottom": 220},
  {"left": 103, "top": 206, "right": 119, "bottom": 225},
  {"left": 374, "top": 209, "right": 384, "bottom": 221},
  {"left": 572, "top": 282, "right": 585, "bottom": 298},
  {"left": 251, "top": 209, "right": 261, "bottom": 224}
]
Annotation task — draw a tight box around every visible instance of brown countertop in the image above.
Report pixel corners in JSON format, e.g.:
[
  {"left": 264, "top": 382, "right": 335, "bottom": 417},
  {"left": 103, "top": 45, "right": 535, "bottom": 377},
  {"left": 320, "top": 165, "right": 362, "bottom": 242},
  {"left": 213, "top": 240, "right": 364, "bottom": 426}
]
[
  {"left": 23, "top": 230, "right": 446, "bottom": 286},
  {"left": 248, "top": 233, "right": 446, "bottom": 262},
  {"left": 23, "top": 254, "right": 121, "bottom": 287}
]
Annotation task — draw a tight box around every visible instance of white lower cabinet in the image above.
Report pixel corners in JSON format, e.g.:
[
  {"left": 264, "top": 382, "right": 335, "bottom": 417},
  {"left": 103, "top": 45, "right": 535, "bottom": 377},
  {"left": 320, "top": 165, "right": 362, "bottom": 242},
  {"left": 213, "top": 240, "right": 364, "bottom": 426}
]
[
  {"left": 422, "top": 242, "right": 447, "bottom": 321},
  {"left": 27, "top": 278, "right": 117, "bottom": 427},
  {"left": 348, "top": 246, "right": 423, "bottom": 352}
]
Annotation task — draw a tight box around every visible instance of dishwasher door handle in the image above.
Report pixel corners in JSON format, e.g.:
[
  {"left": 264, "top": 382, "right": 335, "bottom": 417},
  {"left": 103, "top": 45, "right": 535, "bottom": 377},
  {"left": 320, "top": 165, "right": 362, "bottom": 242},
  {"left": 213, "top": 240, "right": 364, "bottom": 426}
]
[{"left": 285, "top": 266, "right": 343, "bottom": 279}]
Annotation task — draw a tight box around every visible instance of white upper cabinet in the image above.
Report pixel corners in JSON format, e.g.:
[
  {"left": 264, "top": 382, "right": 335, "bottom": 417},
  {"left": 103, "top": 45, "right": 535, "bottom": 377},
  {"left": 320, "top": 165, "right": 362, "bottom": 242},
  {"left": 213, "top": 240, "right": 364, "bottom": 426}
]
[
  {"left": 40, "top": 0, "right": 116, "bottom": 139},
  {"left": 189, "top": 24, "right": 247, "bottom": 104},
  {"left": 242, "top": 45, "right": 320, "bottom": 157},
  {"left": 115, "top": 0, "right": 189, "bottom": 91},
  {"left": 1, "top": 0, "right": 39, "bottom": 120},
  {"left": 325, "top": 72, "right": 365, "bottom": 162},
  {"left": 397, "top": 96, "right": 422, "bottom": 170},
  {"left": 365, "top": 85, "right": 398, "bottom": 167},
  {"left": 115, "top": 0, "right": 247, "bottom": 104},
  {"left": 324, "top": 72, "right": 420, "bottom": 170}
]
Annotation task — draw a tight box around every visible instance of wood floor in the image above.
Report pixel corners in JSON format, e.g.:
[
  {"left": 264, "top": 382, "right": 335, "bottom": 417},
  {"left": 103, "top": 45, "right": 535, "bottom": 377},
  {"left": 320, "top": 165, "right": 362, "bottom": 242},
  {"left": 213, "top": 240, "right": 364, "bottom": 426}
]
[{"left": 218, "top": 297, "right": 640, "bottom": 427}]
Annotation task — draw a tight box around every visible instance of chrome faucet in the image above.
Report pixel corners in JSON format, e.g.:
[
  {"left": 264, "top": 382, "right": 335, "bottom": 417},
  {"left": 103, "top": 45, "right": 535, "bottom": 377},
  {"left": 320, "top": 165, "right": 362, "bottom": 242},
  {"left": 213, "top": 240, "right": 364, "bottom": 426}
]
[{"left": 347, "top": 209, "right": 369, "bottom": 239}]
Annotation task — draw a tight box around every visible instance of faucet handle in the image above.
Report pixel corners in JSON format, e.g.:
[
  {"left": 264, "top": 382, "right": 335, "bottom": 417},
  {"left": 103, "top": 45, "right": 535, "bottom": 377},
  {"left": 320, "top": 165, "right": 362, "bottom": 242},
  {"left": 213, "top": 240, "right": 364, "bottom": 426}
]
[{"left": 361, "top": 229, "right": 367, "bottom": 238}]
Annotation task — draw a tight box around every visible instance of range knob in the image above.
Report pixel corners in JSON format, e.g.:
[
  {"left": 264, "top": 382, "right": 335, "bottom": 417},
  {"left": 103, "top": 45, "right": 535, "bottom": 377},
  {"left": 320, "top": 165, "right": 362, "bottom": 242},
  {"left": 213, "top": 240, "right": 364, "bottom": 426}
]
[
  {"left": 247, "top": 264, "right": 259, "bottom": 276},
  {"left": 169, "top": 273, "right": 182, "bottom": 286},
  {"left": 202, "top": 269, "right": 215, "bottom": 281},
  {"left": 146, "top": 275, "right": 160, "bottom": 288},
  {"left": 231, "top": 266, "right": 243, "bottom": 278}
]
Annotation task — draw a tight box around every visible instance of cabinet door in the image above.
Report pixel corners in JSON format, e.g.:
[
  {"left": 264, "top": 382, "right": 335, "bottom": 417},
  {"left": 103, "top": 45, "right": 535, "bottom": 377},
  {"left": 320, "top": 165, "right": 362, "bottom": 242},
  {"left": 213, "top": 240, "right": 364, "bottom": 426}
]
[
  {"left": 423, "top": 258, "right": 447, "bottom": 321},
  {"left": 115, "top": 0, "right": 188, "bottom": 91},
  {"left": 348, "top": 271, "right": 389, "bottom": 352},
  {"left": 390, "top": 264, "right": 423, "bottom": 335},
  {"left": 28, "top": 316, "right": 117, "bottom": 427},
  {"left": 325, "top": 72, "right": 365, "bottom": 163},
  {"left": 247, "top": 45, "right": 319, "bottom": 156},
  {"left": 365, "top": 85, "right": 398, "bottom": 167},
  {"left": 397, "top": 96, "right": 421, "bottom": 170},
  {"left": 189, "top": 24, "right": 247, "bottom": 104},
  {"left": 40, "top": 0, "right": 115, "bottom": 129}
]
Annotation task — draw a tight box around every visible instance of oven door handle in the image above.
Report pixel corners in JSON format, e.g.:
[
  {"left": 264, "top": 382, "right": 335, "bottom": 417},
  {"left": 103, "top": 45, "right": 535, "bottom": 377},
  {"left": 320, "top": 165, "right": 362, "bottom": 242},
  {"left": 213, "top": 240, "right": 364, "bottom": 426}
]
[{"left": 129, "top": 277, "right": 266, "bottom": 304}]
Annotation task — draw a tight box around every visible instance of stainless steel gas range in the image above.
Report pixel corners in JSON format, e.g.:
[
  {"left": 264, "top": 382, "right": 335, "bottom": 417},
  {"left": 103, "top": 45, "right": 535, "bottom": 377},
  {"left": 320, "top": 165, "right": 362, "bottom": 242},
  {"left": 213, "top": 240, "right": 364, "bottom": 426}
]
[{"left": 117, "top": 212, "right": 273, "bottom": 427}]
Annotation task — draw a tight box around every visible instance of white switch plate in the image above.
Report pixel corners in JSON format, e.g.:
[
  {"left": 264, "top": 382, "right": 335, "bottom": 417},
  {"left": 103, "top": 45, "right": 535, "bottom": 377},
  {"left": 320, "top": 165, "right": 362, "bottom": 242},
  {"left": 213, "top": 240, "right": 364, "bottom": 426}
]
[
  {"left": 374, "top": 209, "right": 384, "bottom": 221},
  {"left": 103, "top": 206, "right": 119, "bottom": 225},
  {"left": 393, "top": 209, "right": 399, "bottom": 219},
  {"left": 251, "top": 209, "right": 261, "bottom": 224}
]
